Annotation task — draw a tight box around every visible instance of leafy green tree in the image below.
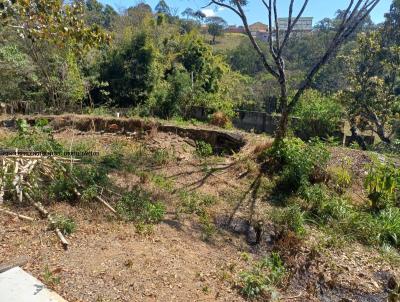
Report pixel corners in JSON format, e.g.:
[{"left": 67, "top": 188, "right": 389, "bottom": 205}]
[
  {"left": 85, "top": 0, "right": 118, "bottom": 30},
  {"left": 227, "top": 40, "right": 266, "bottom": 76},
  {"left": 155, "top": 0, "right": 171, "bottom": 15},
  {"left": 341, "top": 31, "right": 400, "bottom": 143},
  {"left": 0, "top": 0, "right": 109, "bottom": 109},
  {"left": 0, "top": 44, "right": 42, "bottom": 103},
  {"left": 100, "top": 31, "right": 158, "bottom": 107},
  {"left": 383, "top": 0, "right": 400, "bottom": 45},
  {"left": 206, "top": 16, "right": 227, "bottom": 44}
]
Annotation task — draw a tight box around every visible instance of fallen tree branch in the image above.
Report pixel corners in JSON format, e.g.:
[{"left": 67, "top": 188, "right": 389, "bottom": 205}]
[
  {"left": 24, "top": 191, "right": 69, "bottom": 249},
  {"left": 0, "top": 207, "right": 35, "bottom": 221},
  {"left": 95, "top": 195, "right": 117, "bottom": 214}
]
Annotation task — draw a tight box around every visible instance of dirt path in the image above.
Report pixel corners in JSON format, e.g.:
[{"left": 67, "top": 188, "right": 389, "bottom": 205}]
[{"left": 1, "top": 203, "right": 247, "bottom": 302}]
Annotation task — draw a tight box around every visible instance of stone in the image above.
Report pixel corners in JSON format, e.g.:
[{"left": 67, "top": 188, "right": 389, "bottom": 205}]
[{"left": 0, "top": 267, "right": 67, "bottom": 302}]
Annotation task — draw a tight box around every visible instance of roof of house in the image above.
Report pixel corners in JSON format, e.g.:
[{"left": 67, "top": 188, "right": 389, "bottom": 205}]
[{"left": 249, "top": 22, "right": 268, "bottom": 32}]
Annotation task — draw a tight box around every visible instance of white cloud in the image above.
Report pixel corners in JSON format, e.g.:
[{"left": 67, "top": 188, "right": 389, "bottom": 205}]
[
  {"left": 201, "top": 9, "right": 216, "bottom": 17},
  {"left": 217, "top": 7, "right": 226, "bottom": 12}
]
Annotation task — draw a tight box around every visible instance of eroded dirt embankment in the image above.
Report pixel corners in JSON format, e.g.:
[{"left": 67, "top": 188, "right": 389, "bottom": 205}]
[{"left": 0, "top": 114, "right": 246, "bottom": 154}]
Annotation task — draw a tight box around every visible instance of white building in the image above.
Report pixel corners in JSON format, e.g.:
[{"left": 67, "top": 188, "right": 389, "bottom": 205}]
[{"left": 277, "top": 17, "right": 313, "bottom": 31}]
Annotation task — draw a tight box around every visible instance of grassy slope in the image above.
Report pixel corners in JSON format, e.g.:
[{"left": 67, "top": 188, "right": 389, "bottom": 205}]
[{"left": 201, "top": 32, "right": 248, "bottom": 53}]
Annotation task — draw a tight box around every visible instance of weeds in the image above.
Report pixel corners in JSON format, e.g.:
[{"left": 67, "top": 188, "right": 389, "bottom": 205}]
[
  {"left": 42, "top": 265, "right": 61, "bottom": 287},
  {"left": 196, "top": 141, "right": 213, "bottom": 157},
  {"left": 328, "top": 166, "right": 352, "bottom": 194},
  {"left": 177, "top": 190, "right": 216, "bottom": 216},
  {"left": 365, "top": 159, "right": 399, "bottom": 211},
  {"left": 124, "top": 147, "right": 172, "bottom": 172},
  {"left": 270, "top": 204, "right": 306, "bottom": 236},
  {"left": 199, "top": 212, "right": 216, "bottom": 241},
  {"left": 239, "top": 252, "right": 285, "bottom": 300},
  {"left": 2, "top": 119, "right": 63, "bottom": 153},
  {"left": 265, "top": 138, "right": 330, "bottom": 194},
  {"left": 100, "top": 152, "right": 123, "bottom": 171},
  {"left": 116, "top": 187, "right": 165, "bottom": 224},
  {"left": 52, "top": 216, "right": 76, "bottom": 235}
]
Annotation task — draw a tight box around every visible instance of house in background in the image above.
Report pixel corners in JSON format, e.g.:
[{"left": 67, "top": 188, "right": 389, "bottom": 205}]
[
  {"left": 277, "top": 17, "right": 313, "bottom": 32},
  {"left": 223, "top": 18, "right": 312, "bottom": 42}
]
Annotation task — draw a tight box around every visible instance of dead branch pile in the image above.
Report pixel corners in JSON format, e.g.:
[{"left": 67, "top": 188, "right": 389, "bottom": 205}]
[{"left": 0, "top": 154, "right": 117, "bottom": 250}]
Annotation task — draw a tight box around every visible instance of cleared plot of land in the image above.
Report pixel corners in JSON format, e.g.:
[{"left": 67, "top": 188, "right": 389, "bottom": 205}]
[{"left": 0, "top": 122, "right": 399, "bottom": 302}]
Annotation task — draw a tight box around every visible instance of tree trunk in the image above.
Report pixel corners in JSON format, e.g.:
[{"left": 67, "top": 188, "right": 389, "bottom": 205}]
[
  {"left": 275, "top": 106, "right": 289, "bottom": 141},
  {"left": 350, "top": 120, "right": 367, "bottom": 150},
  {"left": 370, "top": 112, "right": 391, "bottom": 144}
]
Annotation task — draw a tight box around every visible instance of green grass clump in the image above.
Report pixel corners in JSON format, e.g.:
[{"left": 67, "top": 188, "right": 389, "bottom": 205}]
[
  {"left": 271, "top": 204, "right": 306, "bottom": 236},
  {"left": 100, "top": 152, "right": 123, "bottom": 171},
  {"left": 239, "top": 252, "right": 285, "bottom": 299},
  {"left": 116, "top": 187, "right": 165, "bottom": 224},
  {"left": 52, "top": 216, "right": 76, "bottom": 235},
  {"left": 1, "top": 119, "right": 63, "bottom": 152},
  {"left": 124, "top": 147, "right": 173, "bottom": 172},
  {"left": 265, "top": 138, "right": 330, "bottom": 194},
  {"left": 177, "top": 190, "right": 216, "bottom": 216},
  {"left": 365, "top": 159, "right": 399, "bottom": 211},
  {"left": 195, "top": 141, "right": 214, "bottom": 157}
]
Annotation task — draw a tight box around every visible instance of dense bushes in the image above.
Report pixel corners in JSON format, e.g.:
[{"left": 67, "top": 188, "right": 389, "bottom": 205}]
[
  {"left": 264, "top": 138, "right": 400, "bottom": 249},
  {"left": 292, "top": 90, "right": 343, "bottom": 140},
  {"left": 365, "top": 159, "right": 399, "bottom": 210},
  {"left": 116, "top": 187, "right": 165, "bottom": 224},
  {"left": 264, "top": 138, "right": 330, "bottom": 193},
  {"left": 96, "top": 22, "right": 242, "bottom": 119},
  {"left": 99, "top": 32, "right": 158, "bottom": 107}
]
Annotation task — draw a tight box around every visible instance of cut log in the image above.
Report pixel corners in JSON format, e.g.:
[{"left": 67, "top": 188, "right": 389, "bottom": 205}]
[
  {"left": 24, "top": 192, "right": 69, "bottom": 249},
  {"left": 0, "top": 207, "right": 34, "bottom": 221},
  {"left": 47, "top": 215, "right": 69, "bottom": 249}
]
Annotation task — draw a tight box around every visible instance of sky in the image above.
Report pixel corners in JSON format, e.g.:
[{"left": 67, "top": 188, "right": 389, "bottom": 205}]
[{"left": 99, "top": 0, "right": 393, "bottom": 25}]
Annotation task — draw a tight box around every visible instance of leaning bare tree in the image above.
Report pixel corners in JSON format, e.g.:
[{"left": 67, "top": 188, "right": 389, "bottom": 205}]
[{"left": 206, "top": 0, "right": 381, "bottom": 140}]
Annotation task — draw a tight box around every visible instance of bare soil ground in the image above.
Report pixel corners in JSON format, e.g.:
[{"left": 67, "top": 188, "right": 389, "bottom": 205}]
[{"left": 1, "top": 127, "right": 399, "bottom": 302}]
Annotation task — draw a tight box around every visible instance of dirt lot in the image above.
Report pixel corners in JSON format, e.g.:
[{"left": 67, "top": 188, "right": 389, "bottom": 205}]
[{"left": 1, "top": 126, "right": 399, "bottom": 302}]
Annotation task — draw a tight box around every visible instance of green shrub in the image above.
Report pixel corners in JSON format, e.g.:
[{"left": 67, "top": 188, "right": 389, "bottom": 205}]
[
  {"left": 116, "top": 188, "right": 165, "bottom": 224},
  {"left": 4, "top": 119, "right": 63, "bottom": 152},
  {"left": 299, "top": 184, "right": 353, "bottom": 223},
  {"left": 271, "top": 204, "right": 306, "bottom": 236},
  {"left": 87, "top": 106, "right": 112, "bottom": 116},
  {"left": 365, "top": 160, "right": 399, "bottom": 211},
  {"left": 196, "top": 141, "right": 213, "bottom": 157},
  {"left": 52, "top": 216, "right": 76, "bottom": 235},
  {"left": 48, "top": 174, "right": 76, "bottom": 202},
  {"left": 239, "top": 252, "right": 285, "bottom": 299},
  {"left": 100, "top": 152, "right": 123, "bottom": 170},
  {"left": 266, "top": 138, "right": 330, "bottom": 193},
  {"left": 376, "top": 208, "right": 400, "bottom": 247},
  {"left": 72, "top": 165, "right": 109, "bottom": 187},
  {"left": 292, "top": 89, "right": 343, "bottom": 140}
]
